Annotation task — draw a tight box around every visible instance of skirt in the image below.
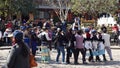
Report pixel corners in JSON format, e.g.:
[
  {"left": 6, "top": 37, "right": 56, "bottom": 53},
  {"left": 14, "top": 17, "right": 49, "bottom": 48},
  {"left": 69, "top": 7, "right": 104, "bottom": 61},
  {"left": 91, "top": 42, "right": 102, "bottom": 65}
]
[{"left": 41, "top": 45, "right": 50, "bottom": 63}]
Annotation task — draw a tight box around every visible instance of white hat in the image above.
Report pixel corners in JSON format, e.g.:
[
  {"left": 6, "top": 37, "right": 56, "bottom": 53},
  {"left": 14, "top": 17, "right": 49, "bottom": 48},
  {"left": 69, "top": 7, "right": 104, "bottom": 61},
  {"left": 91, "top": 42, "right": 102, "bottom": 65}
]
[
  {"left": 97, "top": 29, "right": 102, "bottom": 33},
  {"left": 5, "top": 28, "right": 12, "bottom": 32}
]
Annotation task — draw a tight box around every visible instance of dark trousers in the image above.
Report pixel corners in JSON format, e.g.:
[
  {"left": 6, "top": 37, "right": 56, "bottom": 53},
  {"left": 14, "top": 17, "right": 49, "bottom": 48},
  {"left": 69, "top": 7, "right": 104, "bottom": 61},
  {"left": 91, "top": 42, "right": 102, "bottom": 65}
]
[
  {"left": 74, "top": 48, "right": 86, "bottom": 63},
  {"left": 0, "top": 40, "right": 3, "bottom": 46},
  {"left": 48, "top": 41, "right": 52, "bottom": 51},
  {"left": 85, "top": 49, "right": 93, "bottom": 62},
  {"left": 96, "top": 55, "right": 100, "bottom": 61},
  {"left": 4, "top": 37, "right": 12, "bottom": 46},
  {"left": 103, "top": 54, "right": 107, "bottom": 61},
  {"left": 66, "top": 47, "right": 75, "bottom": 63}
]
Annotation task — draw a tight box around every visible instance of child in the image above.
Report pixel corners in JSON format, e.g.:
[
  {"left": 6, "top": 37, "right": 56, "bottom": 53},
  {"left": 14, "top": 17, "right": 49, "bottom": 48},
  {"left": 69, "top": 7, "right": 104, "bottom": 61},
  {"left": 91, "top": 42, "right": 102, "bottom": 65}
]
[
  {"left": 97, "top": 31, "right": 107, "bottom": 61},
  {"left": 84, "top": 28, "right": 93, "bottom": 62}
]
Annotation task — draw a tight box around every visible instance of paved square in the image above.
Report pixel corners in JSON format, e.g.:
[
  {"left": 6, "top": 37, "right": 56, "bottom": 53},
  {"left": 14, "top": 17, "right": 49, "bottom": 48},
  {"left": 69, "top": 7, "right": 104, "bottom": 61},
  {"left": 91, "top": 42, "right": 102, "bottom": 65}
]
[{"left": 0, "top": 46, "right": 120, "bottom": 68}]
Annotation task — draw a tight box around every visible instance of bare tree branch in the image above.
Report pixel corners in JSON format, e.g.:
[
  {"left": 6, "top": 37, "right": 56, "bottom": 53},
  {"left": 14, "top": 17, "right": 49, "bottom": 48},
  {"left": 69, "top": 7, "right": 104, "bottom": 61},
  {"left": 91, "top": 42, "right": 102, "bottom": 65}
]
[{"left": 46, "top": 0, "right": 71, "bottom": 22}]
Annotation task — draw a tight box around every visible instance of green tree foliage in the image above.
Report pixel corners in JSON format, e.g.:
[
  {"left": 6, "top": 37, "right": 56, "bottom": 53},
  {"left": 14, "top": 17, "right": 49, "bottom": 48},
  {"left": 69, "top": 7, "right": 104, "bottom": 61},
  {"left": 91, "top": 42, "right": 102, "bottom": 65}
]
[
  {"left": 0, "top": 0, "right": 35, "bottom": 17},
  {"left": 12, "top": 0, "right": 35, "bottom": 15},
  {"left": 0, "top": 0, "right": 8, "bottom": 16},
  {"left": 71, "top": 0, "right": 118, "bottom": 17}
]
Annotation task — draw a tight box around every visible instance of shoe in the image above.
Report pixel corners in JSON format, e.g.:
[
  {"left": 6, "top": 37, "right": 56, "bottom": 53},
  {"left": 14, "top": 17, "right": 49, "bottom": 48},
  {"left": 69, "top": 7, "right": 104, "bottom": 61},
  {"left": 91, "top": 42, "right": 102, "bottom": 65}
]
[
  {"left": 103, "top": 59, "right": 107, "bottom": 62},
  {"left": 98, "top": 60, "right": 102, "bottom": 62},
  {"left": 89, "top": 60, "right": 95, "bottom": 62},
  {"left": 61, "top": 62, "right": 66, "bottom": 64},
  {"left": 66, "top": 62, "right": 70, "bottom": 64},
  {"left": 56, "top": 61, "right": 60, "bottom": 64},
  {"left": 44, "top": 61, "right": 49, "bottom": 64},
  {"left": 110, "top": 58, "right": 113, "bottom": 61},
  {"left": 74, "top": 62, "right": 79, "bottom": 65},
  {"left": 83, "top": 61, "right": 88, "bottom": 64},
  {"left": 96, "top": 59, "right": 102, "bottom": 62}
]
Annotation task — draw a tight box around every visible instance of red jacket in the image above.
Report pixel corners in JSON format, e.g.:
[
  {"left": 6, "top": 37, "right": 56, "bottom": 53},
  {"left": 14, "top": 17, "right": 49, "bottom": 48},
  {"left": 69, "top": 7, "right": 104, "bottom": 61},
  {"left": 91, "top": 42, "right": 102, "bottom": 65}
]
[
  {"left": 112, "top": 26, "right": 118, "bottom": 32},
  {"left": 6, "top": 22, "right": 13, "bottom": 28}
]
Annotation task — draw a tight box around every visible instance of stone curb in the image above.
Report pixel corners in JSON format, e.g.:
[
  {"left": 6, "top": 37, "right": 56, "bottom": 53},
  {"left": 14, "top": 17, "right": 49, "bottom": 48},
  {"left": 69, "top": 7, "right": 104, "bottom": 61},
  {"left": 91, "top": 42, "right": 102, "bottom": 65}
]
[
  {"left": 0, "top": 46, "right": 120, "bottom": 50},
  {"left": 0, "top": 46, "right": 12, "bottom": 50}
]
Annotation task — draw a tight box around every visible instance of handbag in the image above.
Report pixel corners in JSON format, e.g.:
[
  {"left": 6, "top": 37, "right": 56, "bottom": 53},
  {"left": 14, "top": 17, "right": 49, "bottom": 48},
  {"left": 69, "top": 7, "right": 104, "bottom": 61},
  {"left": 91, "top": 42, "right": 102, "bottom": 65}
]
[{"left": 30, "top": 53, "right": 37, "bottom": 68}]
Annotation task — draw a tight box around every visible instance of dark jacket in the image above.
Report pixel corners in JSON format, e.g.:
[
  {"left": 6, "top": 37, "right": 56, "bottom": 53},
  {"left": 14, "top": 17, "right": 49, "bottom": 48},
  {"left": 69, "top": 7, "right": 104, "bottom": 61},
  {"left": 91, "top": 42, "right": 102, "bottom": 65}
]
[
  {"left": 55, "top": 31, "right": 67, "bottom": 46},
  {"left": 6, "top": 44, "right": 30, "bottom": 68},
  {"left": 92, "top": 34, "right": 98, "bottom": 41},
  {"left": 66, "top": 31, "right": 76, "bottom": 48}
]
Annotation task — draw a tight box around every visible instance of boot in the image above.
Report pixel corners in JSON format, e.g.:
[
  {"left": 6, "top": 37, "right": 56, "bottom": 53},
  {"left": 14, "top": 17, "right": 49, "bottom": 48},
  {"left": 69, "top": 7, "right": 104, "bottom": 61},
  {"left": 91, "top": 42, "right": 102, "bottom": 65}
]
[{"left": 103, "top": 54, "right": 107, "bottom": 61}]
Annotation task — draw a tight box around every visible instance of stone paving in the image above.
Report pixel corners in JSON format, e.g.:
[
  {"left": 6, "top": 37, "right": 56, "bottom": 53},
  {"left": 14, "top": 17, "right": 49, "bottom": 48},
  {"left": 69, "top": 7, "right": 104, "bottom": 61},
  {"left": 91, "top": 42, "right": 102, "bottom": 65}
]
[{"left": 0, "top": 46, "right": 120, "bottom": 68}]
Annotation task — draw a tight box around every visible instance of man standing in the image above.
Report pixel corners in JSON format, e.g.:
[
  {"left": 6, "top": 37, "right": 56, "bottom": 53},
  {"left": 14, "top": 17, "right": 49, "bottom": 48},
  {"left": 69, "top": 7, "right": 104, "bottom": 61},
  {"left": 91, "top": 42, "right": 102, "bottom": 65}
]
[
  {"left": 66, "top": 29, "right": 76, "bottom": 64},
  {"left": 74, "top": 30, "right": 87, "bottom": 64},
  {"left": 102, "top": 31, "right": 113, "bottom": 60}
]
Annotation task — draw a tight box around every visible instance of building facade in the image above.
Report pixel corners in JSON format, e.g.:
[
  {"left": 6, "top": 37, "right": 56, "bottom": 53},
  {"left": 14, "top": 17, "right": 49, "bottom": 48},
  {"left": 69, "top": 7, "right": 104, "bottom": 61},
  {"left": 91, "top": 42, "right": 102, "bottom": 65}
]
[{"left": 34, "top": 0, "right": 73, "bottom": 22}]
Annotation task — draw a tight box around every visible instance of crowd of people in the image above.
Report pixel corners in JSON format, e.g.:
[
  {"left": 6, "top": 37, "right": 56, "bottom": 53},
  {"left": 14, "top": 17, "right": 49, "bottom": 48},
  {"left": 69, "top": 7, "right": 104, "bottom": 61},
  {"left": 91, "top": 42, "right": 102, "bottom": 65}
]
[{"left": 0, "top": 17, "right": 119, "bottom": 68}]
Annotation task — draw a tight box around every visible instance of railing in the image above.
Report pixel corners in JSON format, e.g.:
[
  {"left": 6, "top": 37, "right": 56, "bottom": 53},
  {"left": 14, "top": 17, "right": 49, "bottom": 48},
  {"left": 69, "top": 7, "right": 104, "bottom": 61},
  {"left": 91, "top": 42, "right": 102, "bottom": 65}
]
[
  {"left": 36, "top": 5, "right": 69, "bottom": 9},
  {"left": 36, "top": 5, "right": 53, "bottom": 9}
]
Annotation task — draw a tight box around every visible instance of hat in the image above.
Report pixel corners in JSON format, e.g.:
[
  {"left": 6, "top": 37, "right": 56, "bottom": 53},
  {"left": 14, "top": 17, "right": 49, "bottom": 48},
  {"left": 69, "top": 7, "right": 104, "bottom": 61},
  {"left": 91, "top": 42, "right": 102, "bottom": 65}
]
[
  {"left": 97, "top": 29, "right": 102, "bottom": 33},
  {"left": 91, "top": 29, "right": 97, "bottom": 34},
  {"left": 5, "top": 28, "right": 12, "bottom": 32},
  {"left": 13, "top": 30, "right": 23, "bottom": 41},
  {"left": 57, "top": 28, "right": 61, "bottom": 31},
  {"left": 85, "top": 28, "right": 90, "bottom": 32}
]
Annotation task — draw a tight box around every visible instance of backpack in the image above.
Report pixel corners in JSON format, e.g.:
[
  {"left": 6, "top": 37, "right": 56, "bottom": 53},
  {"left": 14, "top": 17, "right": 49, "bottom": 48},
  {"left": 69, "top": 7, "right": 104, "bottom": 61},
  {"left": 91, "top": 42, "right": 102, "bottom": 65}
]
[{"left": 41, "top": 34, "right": 47, "bottom": 41}]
